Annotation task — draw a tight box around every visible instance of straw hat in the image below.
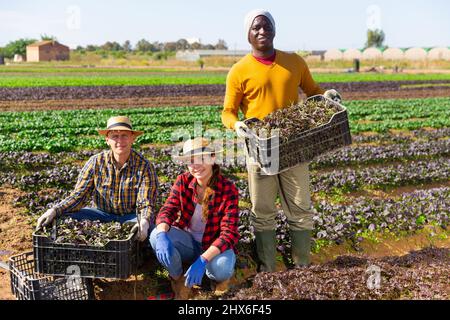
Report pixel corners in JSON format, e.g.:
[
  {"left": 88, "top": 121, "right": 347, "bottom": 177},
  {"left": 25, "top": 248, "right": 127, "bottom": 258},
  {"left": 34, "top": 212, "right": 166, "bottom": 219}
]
[
  {"left": 173, "top": 137, "right": 222, "bottom": 162},
  {"left": 97, "top": 116, "right": 144, "bottom": 136}
]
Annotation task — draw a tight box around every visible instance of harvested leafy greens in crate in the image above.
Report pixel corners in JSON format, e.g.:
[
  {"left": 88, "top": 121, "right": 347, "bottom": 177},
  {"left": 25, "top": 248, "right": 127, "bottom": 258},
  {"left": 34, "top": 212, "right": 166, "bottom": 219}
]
[
  {"left": 9, "top": 251, "right": 94, "bottom": 300},
  {"left": 244, "top": 95, "right": 352, "bottom": 175},
  {"left": 33, "top": 218, "right": 137, "bottom": 279}
]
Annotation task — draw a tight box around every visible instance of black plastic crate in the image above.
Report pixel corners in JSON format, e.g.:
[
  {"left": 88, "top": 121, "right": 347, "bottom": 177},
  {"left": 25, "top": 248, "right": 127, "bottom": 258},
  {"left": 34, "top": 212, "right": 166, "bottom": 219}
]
[
  {"left": 244, "top": 95, "right": 352, "bottom": 175},
  {"left": 33, "top": 230, "right": 138, "bottom": 279},
  {"left": 9, "top": 251, "right": 94, "bottom": 300}
]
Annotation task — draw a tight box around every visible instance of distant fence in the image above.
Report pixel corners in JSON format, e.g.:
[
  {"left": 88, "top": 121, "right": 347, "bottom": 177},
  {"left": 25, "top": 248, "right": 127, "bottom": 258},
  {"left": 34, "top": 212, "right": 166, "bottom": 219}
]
[{"left": 176, "top": 50, "right": 250, "bottom": 61}]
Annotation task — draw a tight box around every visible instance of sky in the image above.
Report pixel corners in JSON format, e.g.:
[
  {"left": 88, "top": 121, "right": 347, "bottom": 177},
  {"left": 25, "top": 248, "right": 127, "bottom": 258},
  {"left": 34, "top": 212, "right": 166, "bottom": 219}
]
[{"left": 1, "top": 0, "right": 449, "bottom": 51}]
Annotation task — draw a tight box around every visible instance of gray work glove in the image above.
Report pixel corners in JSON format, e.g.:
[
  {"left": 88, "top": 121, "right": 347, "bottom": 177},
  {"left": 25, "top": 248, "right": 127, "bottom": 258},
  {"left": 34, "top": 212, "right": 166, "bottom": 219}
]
[
  {"left": 131, "top": 219, "right": 150, "bottom": 242},
  {"left": 324, "top": 89, "right": 342, "bottom": 103},
  {"left": 36, "top": 208, "right": 57, "bottom": 231},
  {"left": 234, "top": 121, "right": 252, "bottom": 138}
]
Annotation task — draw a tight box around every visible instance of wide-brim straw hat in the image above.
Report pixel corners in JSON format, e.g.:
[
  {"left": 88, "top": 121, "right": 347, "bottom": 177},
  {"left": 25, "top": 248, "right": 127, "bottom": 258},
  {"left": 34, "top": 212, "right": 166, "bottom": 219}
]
[
  {"left": 173, "top": 137, "right": 223, "bottom": 162},
  {"left": 97, "top": 116, "right": 144, "bottom": 136}
]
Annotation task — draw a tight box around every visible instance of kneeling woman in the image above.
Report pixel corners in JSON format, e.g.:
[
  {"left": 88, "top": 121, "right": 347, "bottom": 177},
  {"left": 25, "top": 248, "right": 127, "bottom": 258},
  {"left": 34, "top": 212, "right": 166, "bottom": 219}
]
[{"left": 150, "top": 137, "right": 239, "bottom": 299}]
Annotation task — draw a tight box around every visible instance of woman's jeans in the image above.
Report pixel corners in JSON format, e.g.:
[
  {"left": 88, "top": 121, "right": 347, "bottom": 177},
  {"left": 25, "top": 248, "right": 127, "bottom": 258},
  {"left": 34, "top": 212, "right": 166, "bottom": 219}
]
[{"left": 150, "top": 227, "right": 236, "bottom": 282}]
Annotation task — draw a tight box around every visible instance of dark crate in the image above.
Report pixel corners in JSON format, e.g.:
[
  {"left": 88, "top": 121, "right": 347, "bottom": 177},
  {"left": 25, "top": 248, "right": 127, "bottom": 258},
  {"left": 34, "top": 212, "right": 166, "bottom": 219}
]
[
  {"left": 9, "top": 251, "right": 94, "bottom": 300},
  {"left": 245, "top": 95, "right": 352, "bottom": 175},
  {"left": 33, "top": 231, "right": 137, "bottom": 279}
]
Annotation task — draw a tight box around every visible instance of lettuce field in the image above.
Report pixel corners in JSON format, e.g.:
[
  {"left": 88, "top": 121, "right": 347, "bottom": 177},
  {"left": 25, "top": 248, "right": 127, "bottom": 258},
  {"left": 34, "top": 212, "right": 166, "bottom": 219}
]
[{"left": 0, "top": 68, "right": 448, "bottom": 300}]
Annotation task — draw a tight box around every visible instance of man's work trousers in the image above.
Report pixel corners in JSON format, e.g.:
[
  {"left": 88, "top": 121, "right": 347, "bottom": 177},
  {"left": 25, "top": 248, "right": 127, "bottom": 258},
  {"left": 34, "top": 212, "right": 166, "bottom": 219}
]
[{"left": 247, "top": 162, "right": 314, "bottom": 232}]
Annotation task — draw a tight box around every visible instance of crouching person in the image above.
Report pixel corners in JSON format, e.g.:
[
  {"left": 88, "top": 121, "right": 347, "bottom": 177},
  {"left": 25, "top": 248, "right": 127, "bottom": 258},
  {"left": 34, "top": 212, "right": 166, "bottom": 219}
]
[
  {"left": 35, "top": 116, "right": 159, "bottom": 242},
  {"left": 150, "top": 137, "right": 239, "bottom": 299}
]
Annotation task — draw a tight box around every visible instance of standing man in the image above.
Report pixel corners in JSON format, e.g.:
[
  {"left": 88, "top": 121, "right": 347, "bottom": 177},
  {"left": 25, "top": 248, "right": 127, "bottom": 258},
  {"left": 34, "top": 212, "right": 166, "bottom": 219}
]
[
  {"left": 222, "top": 9, "right": 342, "bottom": 271},
  {"left": 36, "top": 116, "right": 159, "bottom": 242}
]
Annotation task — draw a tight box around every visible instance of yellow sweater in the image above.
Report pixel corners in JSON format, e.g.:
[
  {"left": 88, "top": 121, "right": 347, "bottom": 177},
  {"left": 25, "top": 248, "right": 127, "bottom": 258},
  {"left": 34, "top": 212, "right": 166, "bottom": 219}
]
[{"left": 222, "top": 50, "right": 324, "bottom": 129}]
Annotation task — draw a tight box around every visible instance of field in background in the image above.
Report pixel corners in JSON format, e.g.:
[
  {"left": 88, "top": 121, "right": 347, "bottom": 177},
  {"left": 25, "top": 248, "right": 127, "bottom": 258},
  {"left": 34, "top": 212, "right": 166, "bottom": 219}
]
[
  {"left": 1, "top": 64, "right": 450, "bottom": 87},
  {"left": 3, "top": 49, "right": 450, "bottom": 69}
]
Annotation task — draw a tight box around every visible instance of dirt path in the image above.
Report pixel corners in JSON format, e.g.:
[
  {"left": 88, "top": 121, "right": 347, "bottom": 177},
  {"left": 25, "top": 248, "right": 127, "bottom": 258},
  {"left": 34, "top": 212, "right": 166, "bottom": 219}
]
[
  {"left": 0, "top": 188, "right": 32, "bottom": 300},
  {"left": 342, "top": 88, "right": 450, "bottom": 101},
  {"left": 311, "top": 226, "right": 449, "bottom": 264},
  {"left": 1, "top": 88, "right": 449, "bottom": 112},
  {"left": 0, "top": 96, "right": 224, "bottom": 112}
]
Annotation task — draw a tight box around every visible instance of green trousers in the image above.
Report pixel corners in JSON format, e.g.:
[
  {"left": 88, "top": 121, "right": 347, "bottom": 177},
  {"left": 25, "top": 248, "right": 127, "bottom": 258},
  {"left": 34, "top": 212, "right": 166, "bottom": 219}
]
[{"left": 247, "top": 162, "right": 314, "bottom": 232}]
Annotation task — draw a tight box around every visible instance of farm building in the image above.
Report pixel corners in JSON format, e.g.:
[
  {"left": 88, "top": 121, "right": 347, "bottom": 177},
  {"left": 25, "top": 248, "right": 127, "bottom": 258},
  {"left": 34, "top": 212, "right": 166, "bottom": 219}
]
[
  {"left": 176, "top": 49, "right": 249, "bottom": 61},
  {"left": 305, "top": 51, "right": 326, "bottom": 61},
  {"left": 343, "top": 48, "right": 362, "bottom": 60},
  {"left": 26, "top": 40, "right": 70, "bottom": 62},
  {"left": 324, "top": 49, "right": 344, "bottom": 61},
  {"left": 310, "top": 50, "right": 326, "bottom": 60},
  {"left": 427, "top": 47, "right": 450, "bottom": 60},
  {"left": 382, "top": 48, "right": 405, "bottom": 60},
  {"left": 404, "top": 47, "right": 427, "bottom": 60},
  {"left": 362, "top": 48, "right": 383, "bottom": 60}
]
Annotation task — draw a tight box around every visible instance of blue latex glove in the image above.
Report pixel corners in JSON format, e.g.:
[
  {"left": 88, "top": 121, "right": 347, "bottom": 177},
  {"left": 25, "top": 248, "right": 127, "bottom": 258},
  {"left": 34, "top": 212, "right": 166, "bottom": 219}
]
[
  {"left": 184, "top": 256, "right": 208, "bottom": 288},
  {"left": 155, "top": 231, "right": 173, "bottom": 267}
]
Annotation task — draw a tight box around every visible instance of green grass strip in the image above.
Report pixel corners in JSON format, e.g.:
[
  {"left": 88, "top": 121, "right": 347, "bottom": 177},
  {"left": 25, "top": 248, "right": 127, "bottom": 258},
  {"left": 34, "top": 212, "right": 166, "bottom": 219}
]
[{"left": 1, "top": 71, "right": 450, "bottom": 87}]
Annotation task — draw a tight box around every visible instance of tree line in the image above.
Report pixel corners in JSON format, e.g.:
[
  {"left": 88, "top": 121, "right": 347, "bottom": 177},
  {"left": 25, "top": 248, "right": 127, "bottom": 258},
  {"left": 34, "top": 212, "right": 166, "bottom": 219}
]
[
  {"left": 0, "top": 36, "right": 228, "bottom": 59},
  {"left": 76, "top": 38, "right": 228, "bottom": 53}
]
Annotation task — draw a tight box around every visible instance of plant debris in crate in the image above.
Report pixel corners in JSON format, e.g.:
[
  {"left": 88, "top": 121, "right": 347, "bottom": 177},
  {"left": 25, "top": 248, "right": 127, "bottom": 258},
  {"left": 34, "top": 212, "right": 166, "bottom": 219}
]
[
  {"left": 36, "top": 217, "right": 134, "bottom": 246},
  {"left": 248, "top": 99, "right": 342, "bottom": 142},
  {"left": 223, "top": 247, "right": 449, "bottom": 300}
]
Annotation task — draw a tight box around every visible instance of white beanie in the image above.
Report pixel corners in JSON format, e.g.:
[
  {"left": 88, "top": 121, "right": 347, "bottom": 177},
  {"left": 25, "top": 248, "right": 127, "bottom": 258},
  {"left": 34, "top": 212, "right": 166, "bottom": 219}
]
[{"left": 244, "top": 9, "right": 276, "bottom": 41}]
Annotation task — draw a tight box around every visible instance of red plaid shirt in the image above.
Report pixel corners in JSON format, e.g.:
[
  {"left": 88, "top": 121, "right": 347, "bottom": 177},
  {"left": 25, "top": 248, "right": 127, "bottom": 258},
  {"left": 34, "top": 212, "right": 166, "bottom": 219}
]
[{"left": 156, "top": 172, "right": 239, "bottom": 253}]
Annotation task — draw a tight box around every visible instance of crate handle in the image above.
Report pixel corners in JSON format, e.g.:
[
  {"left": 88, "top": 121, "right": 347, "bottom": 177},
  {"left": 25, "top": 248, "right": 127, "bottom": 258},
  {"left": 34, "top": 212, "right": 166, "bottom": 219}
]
[{"left": 306, "top": 94, "right": 343, "bottom": 108}]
